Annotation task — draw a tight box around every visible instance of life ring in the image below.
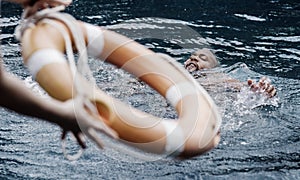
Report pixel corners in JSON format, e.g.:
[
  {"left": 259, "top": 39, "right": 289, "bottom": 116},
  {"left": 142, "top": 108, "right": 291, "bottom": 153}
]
[
  {"left": 17, "top": 6, "right": 222, "bottom": 158},
  {"left": 81, "top": 52, "right": 222, "bottom": 158}
]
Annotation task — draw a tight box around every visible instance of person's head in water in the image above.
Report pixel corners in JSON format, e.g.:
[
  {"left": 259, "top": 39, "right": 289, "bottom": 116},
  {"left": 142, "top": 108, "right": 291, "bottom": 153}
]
[{"left": 184, "top": 48, "right": 219, "bottom": 72}]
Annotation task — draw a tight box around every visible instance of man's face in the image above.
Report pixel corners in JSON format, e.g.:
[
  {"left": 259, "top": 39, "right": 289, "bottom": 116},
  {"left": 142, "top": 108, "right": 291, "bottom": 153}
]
[{"left": 184, "top": 48, "right": 218, "bottom": 72}]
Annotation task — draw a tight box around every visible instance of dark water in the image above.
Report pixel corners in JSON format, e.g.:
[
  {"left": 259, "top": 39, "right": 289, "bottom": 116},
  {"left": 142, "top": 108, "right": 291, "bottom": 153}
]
[{"left": 1, "top": 0, "right": 299, "bottom": 179}]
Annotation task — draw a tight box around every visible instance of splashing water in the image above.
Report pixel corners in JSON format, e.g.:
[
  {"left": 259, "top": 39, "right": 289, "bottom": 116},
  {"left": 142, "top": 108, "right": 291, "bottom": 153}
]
[
  {"left": 234, "top": 86, "right": 279, "bottom": 115},
  {"left": 1, "top": 0, "right": 299, "bottom": 179}
]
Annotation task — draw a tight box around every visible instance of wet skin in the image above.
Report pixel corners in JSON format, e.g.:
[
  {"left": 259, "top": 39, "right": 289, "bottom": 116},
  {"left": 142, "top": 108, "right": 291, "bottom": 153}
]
[
  {"left": 184, "top": 48, "right": 277, "bottom": 98},
  {"left": 184, "top": 48, "right": 218, "bottom": 72}
]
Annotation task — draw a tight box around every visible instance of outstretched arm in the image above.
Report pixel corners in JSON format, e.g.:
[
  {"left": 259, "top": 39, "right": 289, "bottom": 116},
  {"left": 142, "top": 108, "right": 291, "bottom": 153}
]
[
  {"left": 0, "top": 65, "right": 117, "bottom": 149},
  {"left": 184, "top": 49, "right": 277, "bottom": 98},
  {"left": 0, "top": 68, "right": 85, "bottom": 147}
]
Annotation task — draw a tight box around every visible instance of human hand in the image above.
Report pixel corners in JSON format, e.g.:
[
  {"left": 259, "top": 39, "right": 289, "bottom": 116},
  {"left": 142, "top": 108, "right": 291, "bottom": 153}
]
[
  {"left": 59, "top": 96, "right": 118, "bottom": 150},
  {"left": 247, "top": 77, "right": 277, "bottom": 98},
  {"left": 24, "top": 0, "right": 72, "bottom": 17}
]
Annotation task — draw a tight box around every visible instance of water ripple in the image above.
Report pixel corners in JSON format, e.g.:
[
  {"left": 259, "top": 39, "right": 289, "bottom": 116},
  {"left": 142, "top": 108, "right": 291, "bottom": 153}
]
[
  {"left": 0, "top": 0, "right": 299, "bottom": 179},
  {"left": 234, "top": 14, "right": 267, "bottom": 22},
  {"left": 258, "top": 36, "right": 300, "bottom": 42}
]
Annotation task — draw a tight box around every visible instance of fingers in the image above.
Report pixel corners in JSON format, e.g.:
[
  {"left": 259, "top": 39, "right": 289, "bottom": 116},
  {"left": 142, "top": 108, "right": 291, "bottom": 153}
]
[
  {"left": 85, "top": 115, "right": 119, "bottom": 139},
  {"left": 266, "top": 84, "right": 277, "bottom": 98},
  {"left": 247, "top": 79, "right": 253, "bottom": 86},
  {"left": 258, "top": 77, "right": 277, "bottom": 97},
  {"left": 248, "top": 79, "right": 259, "bottom": 92},
  {"left": 78, "top": 105, "right": 118, "bottom": 138},
  {"left": 88, "top": 118, "right": 119, "bottom": 139},
  {"left": 69, "top": 96, "right": 119, "bottom": 151},
  {"left": 86, "top": 128, "right": 104, "bottom": 149},
  {"left": 61, "top": 130, "right": 87, "bottom": 149},
  {"left": 258, "top": 77, "right": 270, "bottom": 91},
  {"left": 247, "top": 77, "right": 277, "bottom": 98},
  {"left": 76, "top": 98, "right": 119, "bottom": 139},
  {"left": 61, "top": 130, "right": 67, "bottom": 140},
  {"left": 74, "top": 133, "right": 87, "bottom": 149}
]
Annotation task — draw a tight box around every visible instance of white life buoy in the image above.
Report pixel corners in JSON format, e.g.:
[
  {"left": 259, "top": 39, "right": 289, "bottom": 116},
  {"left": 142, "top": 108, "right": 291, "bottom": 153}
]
[{"left": 17, "top": 6, "right": 222, "bottom": 158}]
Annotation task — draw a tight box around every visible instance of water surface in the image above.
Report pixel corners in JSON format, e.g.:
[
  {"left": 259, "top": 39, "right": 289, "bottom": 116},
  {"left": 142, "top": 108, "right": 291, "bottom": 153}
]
[{"left": 1, "top": 0, "right": 299, "bottom": 179}]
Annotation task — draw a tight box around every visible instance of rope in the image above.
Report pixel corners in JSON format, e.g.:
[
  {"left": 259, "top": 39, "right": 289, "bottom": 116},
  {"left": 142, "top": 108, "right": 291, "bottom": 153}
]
[
  {"left": 15, "top": 6, "right": 221, "bottom": 160},
  {"left": 157, "top": 53, "right": 222, "bottom": 141},
  {"left": 16, "top": 6, "right": 114, "bottom": 160}
]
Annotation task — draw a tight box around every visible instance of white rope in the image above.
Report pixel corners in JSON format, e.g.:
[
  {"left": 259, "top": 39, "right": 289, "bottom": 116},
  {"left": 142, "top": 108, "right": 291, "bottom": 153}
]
[
  {"left": 16, "top": 6, "right": 113, "bottom": 160},
  {"left": 15, "top": 6, "right": 222, "bottom": 160}
]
